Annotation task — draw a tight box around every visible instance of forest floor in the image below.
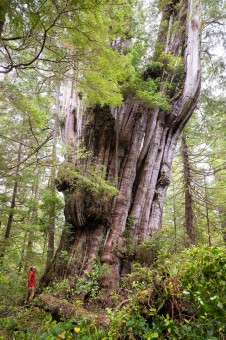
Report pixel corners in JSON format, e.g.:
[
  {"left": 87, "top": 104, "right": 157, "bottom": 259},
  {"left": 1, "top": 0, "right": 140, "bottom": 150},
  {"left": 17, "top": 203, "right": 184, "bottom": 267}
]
[{"left": 0, "top": 246, "right": 225, "bottom": 339}]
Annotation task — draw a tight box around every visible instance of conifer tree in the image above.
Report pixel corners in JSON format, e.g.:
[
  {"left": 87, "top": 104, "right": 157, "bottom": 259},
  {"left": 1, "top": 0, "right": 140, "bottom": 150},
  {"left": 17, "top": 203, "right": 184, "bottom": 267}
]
[{"left": 41, "top": 0, "right": 202, "bottom": 294}]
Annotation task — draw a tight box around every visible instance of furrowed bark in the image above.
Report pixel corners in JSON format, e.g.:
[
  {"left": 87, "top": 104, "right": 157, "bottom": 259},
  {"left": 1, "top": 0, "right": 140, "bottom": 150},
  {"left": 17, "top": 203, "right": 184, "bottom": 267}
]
[{"left": 41, "top": 0, "right": 202, "bottom": 295}]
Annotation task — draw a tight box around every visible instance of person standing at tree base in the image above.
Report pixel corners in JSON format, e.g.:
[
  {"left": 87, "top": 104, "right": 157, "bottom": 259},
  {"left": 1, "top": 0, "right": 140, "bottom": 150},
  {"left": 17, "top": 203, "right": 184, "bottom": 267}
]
[{"left": 27, "top": 266, "right": 36, "bottom": 301}]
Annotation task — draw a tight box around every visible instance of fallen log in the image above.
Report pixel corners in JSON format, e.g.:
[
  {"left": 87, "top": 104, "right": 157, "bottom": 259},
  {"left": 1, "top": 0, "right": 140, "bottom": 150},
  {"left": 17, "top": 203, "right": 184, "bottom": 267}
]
[{"left": 35, "top": 293, "right": 109, "bottom": 326}]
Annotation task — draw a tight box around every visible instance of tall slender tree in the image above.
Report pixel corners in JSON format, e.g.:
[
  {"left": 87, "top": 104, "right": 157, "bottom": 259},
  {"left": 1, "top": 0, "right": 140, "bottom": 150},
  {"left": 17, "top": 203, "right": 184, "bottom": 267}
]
[
  {"left": 46, "top": 88, "right": 59, "bottom": 266},
  {"left": 0, "top": 139, "right": 22, "bottom": 260},
  {"left": 182, "top": 132, "right": 195, "bottom": 245}
]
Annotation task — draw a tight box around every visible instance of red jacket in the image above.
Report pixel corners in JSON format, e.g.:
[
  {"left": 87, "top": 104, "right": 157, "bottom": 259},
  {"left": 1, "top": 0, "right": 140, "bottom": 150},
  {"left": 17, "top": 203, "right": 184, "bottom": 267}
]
[{"left": 28, "top": 270, "right": 36, "bottom": 287}]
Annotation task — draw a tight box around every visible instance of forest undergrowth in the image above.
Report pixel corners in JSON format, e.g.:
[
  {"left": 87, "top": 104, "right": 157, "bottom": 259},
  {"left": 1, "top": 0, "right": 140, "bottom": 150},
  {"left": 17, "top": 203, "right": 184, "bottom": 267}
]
[{"left": 0, "top": 245, "right": 225, "bottom": 339}]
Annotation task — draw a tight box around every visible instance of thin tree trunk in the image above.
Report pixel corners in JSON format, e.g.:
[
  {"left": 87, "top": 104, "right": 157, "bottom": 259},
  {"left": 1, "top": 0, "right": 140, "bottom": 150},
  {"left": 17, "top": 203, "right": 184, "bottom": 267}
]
[
  {"left": 220, "top": 212, "right": 226, "bottom": 246},
  {"left": 203, "top": 174, "right": 211, "bottom": 246},
  {"left": 0, "top": 141, "right": 22, "bottom": 261},
  {"left": 182, "top": 132, "right": 195, "bottom": 246},
  {"left": 46, "top": 87, "right": 59, "bottom": 266},
  {"left": 25, "top": 178, "right": 40, "bottom": 269},
  {"left": 0, "top": 1, "right": 10, "bottom": 36},
  {"left": 172, "top": 180, "right": 177, "bottom": 251},
  {"left": 18, "top": 231, "right": 28, "bottom": 273},
  {"left": 5, "top": 142, "right": 22, "bottom": 239}
]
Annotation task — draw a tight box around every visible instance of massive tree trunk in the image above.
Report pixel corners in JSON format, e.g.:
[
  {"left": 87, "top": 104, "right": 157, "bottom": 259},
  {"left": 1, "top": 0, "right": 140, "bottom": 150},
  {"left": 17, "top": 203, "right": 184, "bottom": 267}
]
[{"left": 41, "top": 0, "right": 202, "bottom": 293}]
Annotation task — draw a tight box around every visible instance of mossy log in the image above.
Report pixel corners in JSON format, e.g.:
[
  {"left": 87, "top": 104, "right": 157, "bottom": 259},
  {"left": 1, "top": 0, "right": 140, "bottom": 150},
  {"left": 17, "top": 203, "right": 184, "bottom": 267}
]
[{"left": 35, "top": 293, "right": 109, "bottom": 326}]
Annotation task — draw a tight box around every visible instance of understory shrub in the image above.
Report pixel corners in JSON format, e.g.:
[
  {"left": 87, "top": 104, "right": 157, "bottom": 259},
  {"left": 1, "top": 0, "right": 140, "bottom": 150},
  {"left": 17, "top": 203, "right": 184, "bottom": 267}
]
[{"left": 0, "top": 246, "right": 225, "bottom": 339}]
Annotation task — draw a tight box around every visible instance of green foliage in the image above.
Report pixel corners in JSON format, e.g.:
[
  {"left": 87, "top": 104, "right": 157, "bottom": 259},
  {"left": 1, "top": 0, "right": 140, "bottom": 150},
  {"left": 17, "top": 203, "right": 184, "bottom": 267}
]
[
  {"left": 44, "top": 259, "right": 109, "bottom": 302},
  {"left": 152, "top": 52, "right": 184, "bottom": 77},
  {"left": 41, "top": 246, "right": 226, "bottom": 339},
  {"left": 121, "top": 50, "right": 184, "bottom": 108},
  {"left": 122, "top": 75, "right": 171, "bottom": 109},
  {"left": 135, "top": 238, "right": 160, "bottom": 266},
  {"left": 0, "top": 268, "right": 26, "bottom": 308},
  {"left": 39, "top": 316, "right": 107, "bottom": 340},
  {"left": 60, "top": 162, "right": 118, "bottom": 199},
  {"left": 0, "top": 307, "right": 53, "bottom": 340},
  {"left": 0, "top": 80, "right": 51, "bottom": 130},
  {"left": 129, "top": 41, "right": 149, "bottom": 70},
  {"left": 106, "top": 307, "right": 155, "bottom": 339},
  {"left": 1, "top": 0, "right": 138, "bottom": 107},
  {"left": 1, "top": 246, "right": 225, "bottom": 339},
  {"left": 75, "top": 260, "right": 109, "bottom": 300},
  {"left": 44, "top": 278, "right": 72, "bottom": 300},
  {"left": 41, "top": 317, "right": 81, "bottom": 340},
  {"left": 172, "top": 246, "right": 226, "bottom": 327},
  {"left": 142, "top": 246, "right": 226, "bottom": 339},
  {"left": 81, "top": 49, "right": 134, "bottom": 107},
  {"left": 106, "top": 246, "right": 226, "bottom": 339},
  {"left": 41, "top": 190, "right": 64, "bottom": 215}
]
